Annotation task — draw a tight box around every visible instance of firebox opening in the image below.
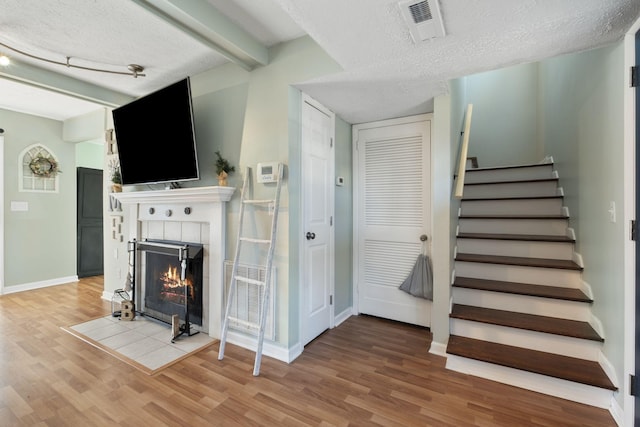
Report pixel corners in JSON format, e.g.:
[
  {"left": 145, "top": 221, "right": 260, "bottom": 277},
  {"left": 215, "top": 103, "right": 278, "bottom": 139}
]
[{"left": 141, "top": 240, "right": 204, "bottom": 327}]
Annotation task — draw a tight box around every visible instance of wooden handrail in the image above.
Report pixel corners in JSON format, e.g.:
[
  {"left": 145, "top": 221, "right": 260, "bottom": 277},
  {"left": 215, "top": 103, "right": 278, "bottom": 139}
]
[{"left": 454, "top": 104, "right": 473, "bottom": 198}]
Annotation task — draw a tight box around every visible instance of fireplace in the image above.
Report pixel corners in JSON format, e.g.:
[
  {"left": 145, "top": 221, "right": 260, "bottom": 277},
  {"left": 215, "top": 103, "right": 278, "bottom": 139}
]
[
  {"left": 113, "top": 185, "right": 235, "bottom": 337},
  {"left": 139, "top": 240, "right": 204, "bottom": 326}
]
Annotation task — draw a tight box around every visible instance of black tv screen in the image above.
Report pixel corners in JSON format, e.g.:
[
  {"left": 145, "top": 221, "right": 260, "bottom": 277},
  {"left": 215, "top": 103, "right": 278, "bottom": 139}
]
[{"left": 112, "top": 77, "right": 199, "bottom": 186}]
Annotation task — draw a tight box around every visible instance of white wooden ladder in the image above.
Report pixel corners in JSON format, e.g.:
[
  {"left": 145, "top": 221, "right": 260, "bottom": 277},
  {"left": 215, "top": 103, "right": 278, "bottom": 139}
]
[{"left": 218, "top": 164, "right": 283, "bottom": 376}]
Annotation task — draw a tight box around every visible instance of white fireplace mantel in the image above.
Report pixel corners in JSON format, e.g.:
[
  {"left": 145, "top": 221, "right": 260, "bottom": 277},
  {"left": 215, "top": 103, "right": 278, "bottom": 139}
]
[
  {"left": 113, "top": 186, "right": 235, "bottom": 339},
  {"left": 114, "top": 186, "right": 234, "bottom": 205}
]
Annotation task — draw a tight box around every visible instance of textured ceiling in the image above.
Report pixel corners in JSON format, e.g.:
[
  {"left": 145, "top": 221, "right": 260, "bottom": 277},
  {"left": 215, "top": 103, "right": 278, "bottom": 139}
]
[
  {"left": 0, "top": 0, "right": 639, "bottom": 123},
  {"left": 280, "top": 0, "right": 640, "bottom": 123}
]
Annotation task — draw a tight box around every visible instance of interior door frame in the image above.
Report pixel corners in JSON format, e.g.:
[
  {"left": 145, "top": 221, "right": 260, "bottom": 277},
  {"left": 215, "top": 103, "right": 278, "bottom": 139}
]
[
  {"left": 299, "top": 93, "right": 336, "bottom": 345},
  {"left": 0, "top": 132, "right": 4, "bottom": 294},
  {"left": 634, "top": 25, "right": 640, "bottom": 427},
  {"left": 351, "top": 113, "right": 432, "bottom": 316},
  {"left": 77, "top": 167, "right": 104, "bottom": 278},
  {"left": 624, "top": 16, "right": 640, "bottom": 427}
]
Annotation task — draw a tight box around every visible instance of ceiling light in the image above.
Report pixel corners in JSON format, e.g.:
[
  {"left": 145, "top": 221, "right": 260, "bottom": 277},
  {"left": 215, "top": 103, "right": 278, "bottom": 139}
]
[{"left": 0, "top": 41, "right": 145, "bottom": 78}]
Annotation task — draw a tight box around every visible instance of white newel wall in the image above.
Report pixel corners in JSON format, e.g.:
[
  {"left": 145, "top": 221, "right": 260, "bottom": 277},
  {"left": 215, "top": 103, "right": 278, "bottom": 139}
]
[{"left": 114, "top": 186, "right": 234, "bottom": 339}]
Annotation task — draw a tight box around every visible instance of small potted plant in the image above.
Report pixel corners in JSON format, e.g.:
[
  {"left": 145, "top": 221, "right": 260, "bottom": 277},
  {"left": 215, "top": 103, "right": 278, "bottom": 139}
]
[
  {"left": 215, "top": 151, "right": 235, "bottom": 186},
  {"left": 109, "top": 159, "right": 122, "bottom": 192}
]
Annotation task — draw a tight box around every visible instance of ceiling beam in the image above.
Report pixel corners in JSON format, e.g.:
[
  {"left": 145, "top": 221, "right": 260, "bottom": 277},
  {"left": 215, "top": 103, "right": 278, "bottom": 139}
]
[
  {"left": 0, "top": 60, "right": 134, "bottom": 108},
  {"left": 133, "top": 0, "right": 269, "bottom": 70}
]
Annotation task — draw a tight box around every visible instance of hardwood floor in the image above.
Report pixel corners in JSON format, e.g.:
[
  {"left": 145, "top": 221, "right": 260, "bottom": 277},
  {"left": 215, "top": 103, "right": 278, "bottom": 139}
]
[{"left": 0, "top": 277, "right": 616, "bottom": 426}]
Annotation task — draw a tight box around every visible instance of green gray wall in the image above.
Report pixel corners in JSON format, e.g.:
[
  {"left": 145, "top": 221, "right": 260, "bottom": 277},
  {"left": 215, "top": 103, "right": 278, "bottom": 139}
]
[
  {"left": 334, "top": 116, "right": 353, "bottom": 315},
  {"left": 1, "top": 108, "right": 77, "bottom": 288},
  {"left": 76, "top": 141, "right": 103, "bottom": 169},
  {"left": 461, "top": 63, "right": 542, "bottom": 167}
]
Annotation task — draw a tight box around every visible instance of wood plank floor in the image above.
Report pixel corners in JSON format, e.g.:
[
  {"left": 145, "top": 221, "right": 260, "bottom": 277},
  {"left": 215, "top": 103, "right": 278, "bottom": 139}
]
[{"left": 0, "top": 277, "right": 616, "bottom": 426}]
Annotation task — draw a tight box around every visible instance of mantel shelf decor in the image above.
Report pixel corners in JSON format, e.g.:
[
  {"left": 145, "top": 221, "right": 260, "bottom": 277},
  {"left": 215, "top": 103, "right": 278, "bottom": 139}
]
[{"left": 215, "top": 151, "right": 235, "bottom": 186}]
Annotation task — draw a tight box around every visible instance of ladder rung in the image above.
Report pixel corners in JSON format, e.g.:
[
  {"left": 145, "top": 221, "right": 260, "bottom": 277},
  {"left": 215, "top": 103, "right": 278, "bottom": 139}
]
[
  {"left": 244, "top": 199, "right": 274, "bottom": 204},
  {"left": 234, "top": 275, "right": 266, "bottom": 286},
  {"left": 228, "top": 317, "right": 260, "bottom": 330},
  {"left": 239, "top": 237, "right": 271, "bottom": 244}
]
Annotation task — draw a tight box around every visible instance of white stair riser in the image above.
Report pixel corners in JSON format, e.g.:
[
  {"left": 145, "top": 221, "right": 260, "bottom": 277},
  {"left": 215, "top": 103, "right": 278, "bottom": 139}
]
[
  {"left": 455, "top": 261, "right": 582, "bottom": 287},
  {"left": 458, "top": 218, "right": 568, "bottom": 235},
  {"left": 464, "top": 166, "right": 555, "bottom": 184},
  {"left": 446, "top": 356, "right": 613, "bottom": 409},
  {"left": 450, "top": 319, "right": 601, "bottom": 360},
  {"left": 456, "top": 238, "right": 573, "bottom": 260},
  {"left": 452, "top": 287, "right": 591, "bottom": 320},
  {"left": 460, "top": 198, "right": 563, "bottom": 215},
  {"left": 464, "top": 181, "right": 558, "bottom": 199}
]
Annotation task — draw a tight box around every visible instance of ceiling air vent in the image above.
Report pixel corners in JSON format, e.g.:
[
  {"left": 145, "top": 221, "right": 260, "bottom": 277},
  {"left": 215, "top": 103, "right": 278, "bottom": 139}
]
[{"left": 399, "top": 0, "right": 446, "bottom": 43}]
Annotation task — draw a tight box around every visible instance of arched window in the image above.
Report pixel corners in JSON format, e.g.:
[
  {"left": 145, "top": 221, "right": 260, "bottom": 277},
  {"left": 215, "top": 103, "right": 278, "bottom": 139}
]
[{"left": 19, "top": 144, "right": 61, "bottom": 193}]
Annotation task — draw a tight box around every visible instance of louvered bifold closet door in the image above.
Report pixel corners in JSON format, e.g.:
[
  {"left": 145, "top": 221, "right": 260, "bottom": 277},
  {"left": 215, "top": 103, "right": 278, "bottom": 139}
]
[{"left": 356, "top": 117, "right": 431, "bottom": 327}]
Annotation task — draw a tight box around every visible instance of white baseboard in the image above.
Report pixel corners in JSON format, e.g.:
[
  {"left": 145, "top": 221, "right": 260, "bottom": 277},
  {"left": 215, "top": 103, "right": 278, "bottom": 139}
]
[
  {"left": 598, "top": 350, "right": 620, "bottom": 390},
  {"left": 429, "top": 340, "right": 447, "bottom": 357},
  {"left": 2, "top": 275, "right": 79, "bottom": 295},
  {"left": 334, "top": 307, "right": 353, "bottom": 327},
  {"left": 226, "top": 330, "right": 302, "bottom": 364},
  {"left": 446, "top": 354, "right": 614, "bottom": 408},
  {"left": 609, "top": 396, "right": 623, "bottom": 427}
]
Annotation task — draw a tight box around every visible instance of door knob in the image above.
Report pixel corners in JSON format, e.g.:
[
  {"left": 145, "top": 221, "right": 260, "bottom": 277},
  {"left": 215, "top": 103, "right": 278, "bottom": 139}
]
[{"left": 306, "top": 232, "right": 316, "bottom": 240}]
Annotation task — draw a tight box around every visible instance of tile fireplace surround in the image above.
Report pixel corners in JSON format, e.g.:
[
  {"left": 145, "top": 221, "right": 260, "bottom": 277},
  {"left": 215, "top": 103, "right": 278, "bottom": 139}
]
[{"left": 114, "top": 186, "right": 235, "bottom": 339}]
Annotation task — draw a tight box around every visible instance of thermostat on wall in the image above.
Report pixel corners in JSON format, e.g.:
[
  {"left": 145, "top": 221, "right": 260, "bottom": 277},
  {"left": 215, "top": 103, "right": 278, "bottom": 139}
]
[{"left": 256, "top": 162, "right": 280, "bottom": 183}]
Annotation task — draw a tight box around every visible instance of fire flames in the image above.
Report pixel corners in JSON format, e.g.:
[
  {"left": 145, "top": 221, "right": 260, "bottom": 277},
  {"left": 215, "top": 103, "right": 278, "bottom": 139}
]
[{"left": 159, "top": 265, "right": 194, "bottom": 304}]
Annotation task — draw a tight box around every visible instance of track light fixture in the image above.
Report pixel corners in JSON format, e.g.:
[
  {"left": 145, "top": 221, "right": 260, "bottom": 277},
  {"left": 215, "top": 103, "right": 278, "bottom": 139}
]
[{"left": 0, "top": 41, "right": 145, "bottom": 78}]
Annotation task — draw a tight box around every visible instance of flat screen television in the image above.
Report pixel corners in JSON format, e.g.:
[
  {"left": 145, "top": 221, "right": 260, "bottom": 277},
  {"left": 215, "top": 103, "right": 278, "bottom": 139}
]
[{"left": 112, "top": 77, "right": 199, "bottom": 186}]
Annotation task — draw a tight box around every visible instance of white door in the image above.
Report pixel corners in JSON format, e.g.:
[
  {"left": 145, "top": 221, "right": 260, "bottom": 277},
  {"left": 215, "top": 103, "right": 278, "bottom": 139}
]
[
  {"left": 301, "top": 95, "right": 335, "bottom": 345},
  {"left": 354, "top": 115, "right": 431, "bottom": 327}
]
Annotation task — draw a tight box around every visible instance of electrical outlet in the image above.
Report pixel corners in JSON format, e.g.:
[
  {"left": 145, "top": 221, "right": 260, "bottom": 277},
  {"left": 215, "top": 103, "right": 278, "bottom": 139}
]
[{"left": 113, "top": 248, "right": 118, "bottom": 259}]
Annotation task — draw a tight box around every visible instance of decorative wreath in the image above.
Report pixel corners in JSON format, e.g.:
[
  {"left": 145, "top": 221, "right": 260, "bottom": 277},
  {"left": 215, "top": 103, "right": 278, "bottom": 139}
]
[{"left": 29, "top": 155, "right": 61, "bottom": 178}]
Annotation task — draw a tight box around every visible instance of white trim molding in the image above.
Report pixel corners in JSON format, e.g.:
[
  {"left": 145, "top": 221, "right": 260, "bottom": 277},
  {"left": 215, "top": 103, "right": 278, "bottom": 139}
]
[
  {"left": 333, "top": 307, "right": 353, "bottom": 328},
  {"left": 227, "top": 330, "right": 302, "bottom": 364},
  {"left": 623, "top": 15, "right": 640, "bottom": 427},
  {"left": 2, "top": 275, "right": 79, "bottom": 295},
  {"left": 0, "top": 134, "right": 4, "bottom": 295}
]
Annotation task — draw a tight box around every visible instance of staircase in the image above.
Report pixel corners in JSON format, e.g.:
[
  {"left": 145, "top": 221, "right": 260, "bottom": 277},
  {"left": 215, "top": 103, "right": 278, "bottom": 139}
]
[{"left": 446, "top": 160, "right": 617, "bottom": 408}]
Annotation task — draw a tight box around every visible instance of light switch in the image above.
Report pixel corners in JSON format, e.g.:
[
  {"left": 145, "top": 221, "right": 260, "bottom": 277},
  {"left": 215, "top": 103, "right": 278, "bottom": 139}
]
[
  {"left": 608, "top": 201, "right": 616, "bottom": 223},
  {"left": 10, "top": 201, "right": 28, "bottom": 211}
]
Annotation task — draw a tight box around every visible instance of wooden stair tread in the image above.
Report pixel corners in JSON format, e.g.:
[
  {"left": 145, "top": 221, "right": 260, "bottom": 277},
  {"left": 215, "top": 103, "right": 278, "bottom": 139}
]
[
  {"left": 447, "top": 335, "right": 616, "bottom": 390},
  {"left": 453, "top": 277, "right": 592, "bottom": 302},
  {"left": 459, "top": 214, "right": 569, "bottom": 220},
  {"left": 462, "top": 195, "right": 563, "bottom": 201},
  {"left": 457, "top": 232, "right": 575, "bottom": 242},
  {"left": 466, "top": 163, "right": 553, "bottom": 173},
  {"left": 450, "top": 304, "right": 603, "bottom": 341},
  {"left": 465, "top": 178, "right": 558, "bottom": 186},
  {"left": 455, "top": 253, "right": 583, "bottom": 270}
]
